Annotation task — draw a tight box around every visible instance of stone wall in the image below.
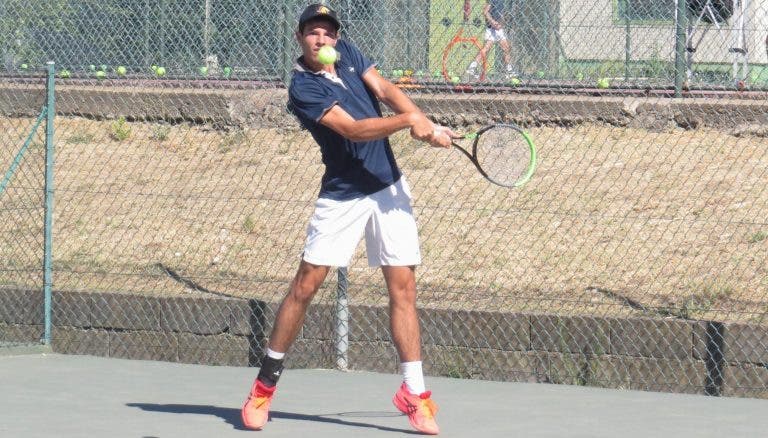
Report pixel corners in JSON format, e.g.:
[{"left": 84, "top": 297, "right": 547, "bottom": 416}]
[{"left": 2, "top": 288, "right": 767, "bottom": 398}]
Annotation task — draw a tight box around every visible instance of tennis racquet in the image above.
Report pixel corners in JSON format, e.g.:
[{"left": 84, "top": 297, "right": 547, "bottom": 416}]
[{"left": 443, "top": 123, "right": 537, "bottom": 188}]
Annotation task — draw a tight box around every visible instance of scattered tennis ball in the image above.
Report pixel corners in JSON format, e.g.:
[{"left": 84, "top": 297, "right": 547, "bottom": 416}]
[
  {"left": 536, "top": 70, "right": 546, "bottom": 79},
  {"left": 59, "top": 69, "right": 71, "bottom": 79},
  {"left": 317, "top": 45, "right": 337, "bottom": 65},
  {"left": 414, "top": 70, "right": 425, "bottom": 78},
  {"left": 20, "top": 63, "right": 29, "bottom": 70},
  {"left": 575, "top": 72, "right": 584, "bottom": 81},
  {"left": 223, "top": 66, "right": 232, "bottom": 78},
  {"left": 155, "top": 66, "right": 166, "bottom": 77},
  {"left": 116, "top": 65, "right": 127, "bottom": 76},
  {"left": 89, "top": 64, "right": 96, "bottom": 71},
  {"left": 403, "top": 69, "right": 414, "bottom": 77},
  {"left": 432, "top": 71, "right": 442, "bottom": 79},
  {"left": 597, "top": 78, "right": 610, "bottom": 89},
  {"left": 100, "top": 64, "right": 108, "bottom": 72},
  {"left": 392, "top": 69, "right": 403, "bottom": 78},
  {"left": 509, "top": 77, "right": 521, "bottom": 86},
  {"left": 95, "top": 70, "right": 107, "bottom": 80},
  {"left": 199, "top": 66, "right": 209, "bottom": 76},
  {"left": 450, "top": 75, "right": 460, "bottom": 84}
]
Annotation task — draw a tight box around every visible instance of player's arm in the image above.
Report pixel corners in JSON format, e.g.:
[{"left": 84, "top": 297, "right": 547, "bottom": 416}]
[
  {"left": 318, "top": 104, "right": 421, "bottom": 142},
  {"left": 483, "top": 3, "right": 500, "bottom": 29},
  {"left": 360, "top": 67, "right": 450, "bottom": 145}
]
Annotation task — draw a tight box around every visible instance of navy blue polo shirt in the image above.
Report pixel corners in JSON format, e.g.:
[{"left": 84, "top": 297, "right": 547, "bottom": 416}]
[{"left": 288, "top": 39, "right": 401, "bottom": 201}]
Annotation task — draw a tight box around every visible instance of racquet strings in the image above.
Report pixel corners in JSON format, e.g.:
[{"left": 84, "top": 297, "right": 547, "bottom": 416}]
[{"left": 474, "top": 125, "right": 532, "bottom": 186}]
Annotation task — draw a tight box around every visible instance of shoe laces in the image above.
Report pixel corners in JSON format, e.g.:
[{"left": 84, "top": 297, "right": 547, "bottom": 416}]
[{"left": 417, "top": 391, "right": 438, "bottom": 418}]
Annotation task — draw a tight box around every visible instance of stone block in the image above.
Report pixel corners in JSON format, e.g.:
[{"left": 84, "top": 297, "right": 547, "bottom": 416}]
[
  {"left": 0, "top": 288, "right": 43, "bottom": 324},
  {"left": 52, "top": 326, "right": 109, "bottom": 356},
  {"left": 532, "top": 315, "right": 610, "bottom": 354},
  {"left": 177, "top": 332, "right": 250, "bottom": 366},
  {"left": 109, "top": 330, "right": 178, "bottom": 362},
  {"left": 452, "top": 310, "right": 529, "bottom": 350},
  {"left": 611, "top": 317, "right": 693, "bottom": 360}
]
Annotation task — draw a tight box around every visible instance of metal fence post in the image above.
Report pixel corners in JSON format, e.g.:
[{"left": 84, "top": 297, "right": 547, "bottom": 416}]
[
  {"left": 335, "top": 267, "right": 349, "bottom": 370},
  {"left": 43, "top": 61, "right": 55, "bottom": 346}
]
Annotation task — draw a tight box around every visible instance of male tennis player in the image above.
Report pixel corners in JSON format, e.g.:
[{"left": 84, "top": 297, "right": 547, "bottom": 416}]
[
  {"left": 241, "top": 4, "right": 451, "bottom": 435},
  {"left": 466, "top": 0, "right": 517, "bottom": 80}
]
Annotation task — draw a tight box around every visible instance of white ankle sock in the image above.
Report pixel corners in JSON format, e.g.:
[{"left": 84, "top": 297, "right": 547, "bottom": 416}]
[
  {"left": 400, "top": 361, "right": 426, "bottom": 395},
  {"left": 265, "top": 347, "right": 285, "bottom": 360}
]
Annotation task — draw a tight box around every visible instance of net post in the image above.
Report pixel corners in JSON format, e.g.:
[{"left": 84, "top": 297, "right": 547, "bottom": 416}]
[
  {"left": 43, "top": 61, "right": 56, "bottom": 346},
  {"left": 335, "top": 267, "right": 349, "bottom": 371}
]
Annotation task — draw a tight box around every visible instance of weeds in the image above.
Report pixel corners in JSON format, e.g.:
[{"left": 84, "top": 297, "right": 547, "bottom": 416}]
[{"left": 110, "top": 117, "right": 131, "bottom": 141}]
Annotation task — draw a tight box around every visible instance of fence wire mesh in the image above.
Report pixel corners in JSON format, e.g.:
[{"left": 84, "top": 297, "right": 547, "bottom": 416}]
[
  {"left": 0, "top": 68, "right": 48, "bottom": 347},
  {"left": 1, "top": 0, "right": 768, "bottom": 398}
]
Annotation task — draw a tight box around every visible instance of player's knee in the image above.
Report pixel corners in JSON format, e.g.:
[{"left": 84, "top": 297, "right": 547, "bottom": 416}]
[{"left": 289, "top": 276, "right": 323, "bottom": 303}]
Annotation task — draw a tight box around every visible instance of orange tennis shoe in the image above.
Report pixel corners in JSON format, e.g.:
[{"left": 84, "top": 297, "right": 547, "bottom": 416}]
[
  {"left": 392, "top": 383, "right": 440, "bottom": 435},
  {"left": 241, "top": 379, "right": 276, "bottom": 430}
]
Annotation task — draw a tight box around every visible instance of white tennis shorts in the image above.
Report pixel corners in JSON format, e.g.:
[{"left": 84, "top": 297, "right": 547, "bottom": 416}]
[
  {"left": 302, "top": 177, "right": 422, "bottom": 268},
  {"left": 484, "top": 27, "right": 507, "bottom": 42}
]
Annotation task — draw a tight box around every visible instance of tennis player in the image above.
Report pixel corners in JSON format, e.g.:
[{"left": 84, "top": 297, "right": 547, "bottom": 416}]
[
  {"left": 241, "top": 4, "right": 451, "bottom": 435},
  {"left": 467, "top": 0, "right": 517, "bottom": 80}
]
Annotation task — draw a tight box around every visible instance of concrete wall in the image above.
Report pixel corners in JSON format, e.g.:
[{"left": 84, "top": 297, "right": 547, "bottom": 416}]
[
  {"left": 1, "top": 288, "right": 767, "bottom": 398},
  {"left": 2, "top": 83, "right": 767, "bottom": 134}
]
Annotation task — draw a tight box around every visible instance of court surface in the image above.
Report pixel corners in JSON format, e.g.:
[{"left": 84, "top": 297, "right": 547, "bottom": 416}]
[{"left": 2, "top": 350, "right": 767, "bottom": 438}]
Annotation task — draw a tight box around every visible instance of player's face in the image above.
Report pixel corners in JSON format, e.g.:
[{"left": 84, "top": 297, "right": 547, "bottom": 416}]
[{"left": 297, "top": 19, "right": 338, "bottom": 65}]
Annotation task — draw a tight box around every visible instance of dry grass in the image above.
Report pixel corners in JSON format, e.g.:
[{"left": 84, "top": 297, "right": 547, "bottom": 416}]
[{"left": 2, "top": 116, "right": 767, "bottom": 323}]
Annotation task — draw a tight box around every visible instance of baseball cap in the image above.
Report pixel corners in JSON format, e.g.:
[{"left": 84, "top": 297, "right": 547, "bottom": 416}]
[{"left": 298, "top": 4, "right": 341, "bottom": 32}]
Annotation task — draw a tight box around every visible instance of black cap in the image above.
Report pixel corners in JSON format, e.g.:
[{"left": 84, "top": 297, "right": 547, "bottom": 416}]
[{"left": 298, "top": 4, "right": 341, "bottom": 32}]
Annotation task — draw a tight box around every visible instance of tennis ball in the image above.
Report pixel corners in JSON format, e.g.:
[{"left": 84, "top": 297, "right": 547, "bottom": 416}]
[
  {"left": 509, "top": 77, "right": 521, "bottom": 86},
  {"left": 59, "top": 69, "right": 71, "bottom": 79},
  {"left": 597, "top": 78, "right": 610, "bottom": 89},
  {"left": 155, "top": 66, "right": 166, "bottom": 77},
  {"left": 199, "top": 66, "right": 209, "bottom": 76},
  {"left": 89, "top": 64, "right": 96, "bottom": 71},
  {"left": 223, "top": 66, "right": 232, "bottom": 77},
  {"left": 116, "top": 66, "right": 127, "bottom": 76},
  {"left": 450, "top": 75, "right": 460, "bottom": 84},
  {"left": 95, "top": 70, "right": 107, "bottom": 80},
  {"left": 20, "top": 63, "right": 29, "bottom": 70},
  {"left": 317, "top": 45, "right": 337, "bottom": 65}
]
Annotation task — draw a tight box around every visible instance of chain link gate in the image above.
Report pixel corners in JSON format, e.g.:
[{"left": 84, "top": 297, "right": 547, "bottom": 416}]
[
  {"left": 1, "top": 0, "right": 767, "bottom": 397},
  {"left": 1, "top": 63, "right": 54, "bottom": 351}
]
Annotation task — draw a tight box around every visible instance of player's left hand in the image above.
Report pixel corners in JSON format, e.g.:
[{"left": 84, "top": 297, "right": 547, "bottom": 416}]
[{"left": 430, "top": 125, "right": 455, "bottom": 148}]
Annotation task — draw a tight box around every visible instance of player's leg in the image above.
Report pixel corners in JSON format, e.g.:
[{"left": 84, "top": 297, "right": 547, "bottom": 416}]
[
  {"left": 242, "top": 196, "right": 370, "bottom": 430},
  {"left": 467, "top": 34, "right": 495, "bottom": 79},
  {"left": 268, "top": 261, "right": 330, "bottom": 352},
  {"left": 498, "top": 34, "right": 517, "bottom": 77},
  {"left": 383, "top": 265, "right": 421, "bottom": 363},
  {"left": 366, "top": 178, "right": 439, "bottom": 435},
  {"left": 241, "top": 261, "right": 329, "bottom": 430},
  {"left": 382, "top": 265, "right": 439, "bottom": 435}
]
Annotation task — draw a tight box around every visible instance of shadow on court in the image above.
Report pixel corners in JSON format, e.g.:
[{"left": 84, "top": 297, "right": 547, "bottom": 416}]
[{"left": 126, "top": 403, "right": 415, "bottom": 434}]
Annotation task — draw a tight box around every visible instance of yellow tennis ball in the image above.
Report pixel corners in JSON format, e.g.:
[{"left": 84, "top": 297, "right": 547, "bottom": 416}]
[{"left": 317, "top": 45, "right": 337, "bottom": 65}]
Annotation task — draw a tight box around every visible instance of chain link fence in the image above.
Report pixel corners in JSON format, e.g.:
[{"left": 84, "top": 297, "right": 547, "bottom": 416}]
[{"left": 2, "top": 0, "right": 768, "bottom": 398}]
